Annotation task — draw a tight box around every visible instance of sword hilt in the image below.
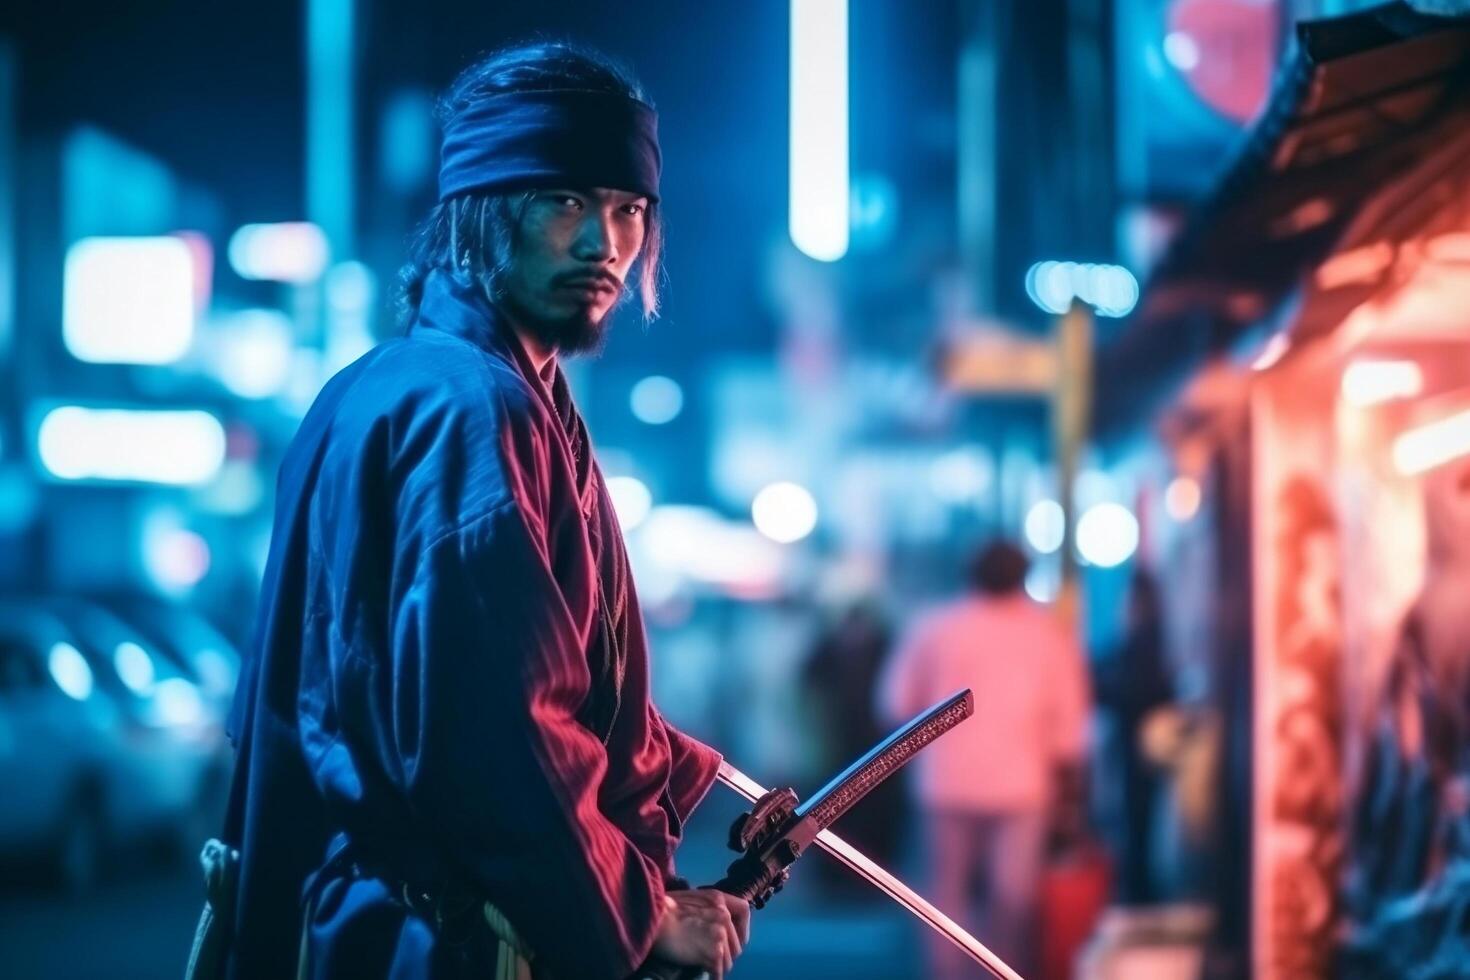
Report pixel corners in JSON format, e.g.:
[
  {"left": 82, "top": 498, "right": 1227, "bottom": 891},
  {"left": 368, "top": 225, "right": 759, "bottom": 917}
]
[
  {"left": 718, "top": 786, "right": 799, "bottom": 908},
  {"left": 634, "top": 693, "right": 989, "bottom": 980},
  {"left": 629, "top": 789, "right": 800, "bottom": 980}
]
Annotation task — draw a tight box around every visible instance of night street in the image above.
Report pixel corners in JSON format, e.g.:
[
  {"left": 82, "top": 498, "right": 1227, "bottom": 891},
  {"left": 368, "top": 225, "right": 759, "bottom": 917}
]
[
  {"left": 0, "top": 870, "right": 930, "bottom": 979},
  {"left": 0, "top": 793, "right": 950, "bottom": 979},
  {"left": 5, "top": 1, "right": 1470, "bottom": 977}
]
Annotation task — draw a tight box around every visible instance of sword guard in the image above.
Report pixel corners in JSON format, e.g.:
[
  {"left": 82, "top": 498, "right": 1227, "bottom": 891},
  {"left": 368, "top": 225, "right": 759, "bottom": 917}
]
[
  {"left": 727, "top": 786, "right": 798, "bottom": 853},
  {"left": 716, "top": 786, "right": 799, "bottom": 911}
]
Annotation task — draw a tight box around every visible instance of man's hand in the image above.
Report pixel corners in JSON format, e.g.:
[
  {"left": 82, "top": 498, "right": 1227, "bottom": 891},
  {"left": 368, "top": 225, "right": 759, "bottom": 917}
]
[{"left": 650, "top": 888, "right": 751, "bottom": 979}]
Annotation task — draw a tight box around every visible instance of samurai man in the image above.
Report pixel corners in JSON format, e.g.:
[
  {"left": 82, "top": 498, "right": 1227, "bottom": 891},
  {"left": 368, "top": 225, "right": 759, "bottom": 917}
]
[{"left": 221, "top": 40, "right": 750, "bottom": 980}]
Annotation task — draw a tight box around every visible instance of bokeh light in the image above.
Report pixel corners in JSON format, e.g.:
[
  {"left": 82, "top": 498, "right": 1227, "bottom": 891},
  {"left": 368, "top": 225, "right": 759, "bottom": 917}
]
[
  {"left": 1024, "top": 261, "right": 1139, "bottom": 317},
  {"left": 38, "top": 407, "right": 227, "bottom": 486},
  {"left": 630, "top": 376, "right": 684, "bottom": 425},
  {"left": 63, "top": 236, "right": 195, "bottom": 365},
  {"left": 751, "top": 481, "right": 818, "bottom": 543},
  {"left": 1165, "top": 476, "right": 1202, "bottom": 521},
  {"left": 47, "top": 642, "right": 94, "bottom": 702},
  {"left": 1024, "top": 499, "right": 1065, "bottom": 554},
  {"left": 227, "top": 222, "right": 329, "bottom": 283},
  {"left": 113, "top": 641, "right": 157, "bottom": 695},
  {"left": 606, "top": 475, "right": 654, "bottom": 530},
  {"left": 789, "top": 0, "right": 849, "bottom": 261},
  {"left": 1076, "top": 502, "right": 1140, "bottom": 567}
]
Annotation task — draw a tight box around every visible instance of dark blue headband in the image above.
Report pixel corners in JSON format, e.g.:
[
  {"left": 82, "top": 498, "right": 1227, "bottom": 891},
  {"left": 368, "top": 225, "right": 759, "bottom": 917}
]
[{"left": 438, "top": 89, "right": 662, "bottom": 202}]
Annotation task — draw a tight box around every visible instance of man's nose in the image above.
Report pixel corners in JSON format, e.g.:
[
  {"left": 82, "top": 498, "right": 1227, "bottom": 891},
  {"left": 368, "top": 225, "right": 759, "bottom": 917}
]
[{"left": 572, "top": 213, "right": 616, "bottom": 263}]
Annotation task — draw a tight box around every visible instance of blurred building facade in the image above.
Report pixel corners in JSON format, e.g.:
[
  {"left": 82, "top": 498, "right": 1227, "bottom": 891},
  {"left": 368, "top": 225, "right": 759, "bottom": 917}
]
[{"left": 1101, "top": 4, "right": 1470, "bottom": 976}]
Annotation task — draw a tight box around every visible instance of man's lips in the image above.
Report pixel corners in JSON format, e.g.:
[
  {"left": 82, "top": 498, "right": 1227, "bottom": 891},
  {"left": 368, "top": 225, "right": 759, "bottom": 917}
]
[{"left": 556, "top": 275, "right": 620, "bottom": 295}]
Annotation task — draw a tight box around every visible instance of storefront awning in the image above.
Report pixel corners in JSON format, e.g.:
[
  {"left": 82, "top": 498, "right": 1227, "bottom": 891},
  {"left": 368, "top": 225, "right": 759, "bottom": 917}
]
[{"left": 1095, "top": 1, "right": 1470, "bottom": 442}]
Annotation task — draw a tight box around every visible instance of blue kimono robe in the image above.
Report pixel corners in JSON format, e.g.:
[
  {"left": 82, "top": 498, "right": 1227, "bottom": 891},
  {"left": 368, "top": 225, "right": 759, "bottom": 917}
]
[{"left": 223, "top": 269, "right": 721, "bottom": 979}]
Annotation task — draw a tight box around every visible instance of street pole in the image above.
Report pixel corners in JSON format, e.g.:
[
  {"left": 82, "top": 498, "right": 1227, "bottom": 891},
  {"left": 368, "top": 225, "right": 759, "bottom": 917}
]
[{"left": 1053, "top": 299, "right": 1094, "bottom": 629}]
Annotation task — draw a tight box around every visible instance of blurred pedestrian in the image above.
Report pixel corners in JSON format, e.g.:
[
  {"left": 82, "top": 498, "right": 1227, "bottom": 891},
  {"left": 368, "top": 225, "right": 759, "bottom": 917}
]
[
  {"left": 212, "top": 41, "right": 749, "bottom": 980},
  {"left": 878, "top": 541, "right": 1091, "bottom": 979},
  {"left": 1097, "top": 568, "right": 1173, "bottom": 904},
  {"left": 801, "top": 599, "right": 906, "bottom": 891}
]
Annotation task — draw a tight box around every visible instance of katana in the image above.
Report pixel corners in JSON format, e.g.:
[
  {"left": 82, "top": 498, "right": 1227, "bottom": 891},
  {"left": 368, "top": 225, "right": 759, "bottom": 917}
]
[
  {"left": 717, "top": 760, "right": 1023, "bottom": 980},
  {"left": 634, "top": 689, "right": 1025, "bottom": 980}
]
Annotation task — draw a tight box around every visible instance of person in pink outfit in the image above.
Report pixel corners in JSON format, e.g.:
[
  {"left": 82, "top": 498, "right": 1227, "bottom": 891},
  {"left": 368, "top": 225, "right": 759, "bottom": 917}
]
[{"left": 878, "top": 541, "right": 1091, "bottom": 978}]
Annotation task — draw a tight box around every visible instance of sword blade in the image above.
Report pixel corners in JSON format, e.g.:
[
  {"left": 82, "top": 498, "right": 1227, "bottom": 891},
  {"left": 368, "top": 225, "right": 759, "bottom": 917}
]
[
  {"left": 795, "top": 689, "right": 973, "bottom": 832},
  {"left": 717, "top": 761, "right": 1025, "bottom": 980}
]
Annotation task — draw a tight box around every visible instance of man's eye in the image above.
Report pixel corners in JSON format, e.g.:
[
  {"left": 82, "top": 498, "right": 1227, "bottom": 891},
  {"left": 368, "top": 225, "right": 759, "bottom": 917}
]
[
  {"left": 551, "top": 194, "right": 583, "bottom": 210},
  {"left": 621, "top": 203, "right": 646, "bottom": 217}
]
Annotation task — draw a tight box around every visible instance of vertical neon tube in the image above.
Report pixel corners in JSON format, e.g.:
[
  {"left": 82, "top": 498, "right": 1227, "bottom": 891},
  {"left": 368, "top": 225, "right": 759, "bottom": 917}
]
[
  {"left": 307, "top": 0, "right": 354, "bottom": 261},
  {"left": 790, "top": 0, "right": 849, "bottom": 262}
]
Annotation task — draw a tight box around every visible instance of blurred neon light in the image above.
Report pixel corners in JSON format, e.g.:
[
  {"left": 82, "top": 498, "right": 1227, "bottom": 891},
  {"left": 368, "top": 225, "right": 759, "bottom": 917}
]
[
  {"left": 196, "top": 460, "right": 265, "bottom": 515},
  {"left": 638, "top": 505, "right": 785, "bottom": 593},
  {"left": 1163, "top": 31, "right": 1201, "bottom": 71},
  {"left": 308, "top": 0, "right": 355, "bottom": 258},
  {"left": 38, "top": 406, "right": 226, "bottom": 485},
  {"left": 789, "top": 0, "right": 849, "bottom": 262},
  {"left": 1076, "top": 469, "right": 1119, "bottom": 509},
  {"left": 325, "top": 260, "right": 375, "bottom": 313},
  {"left": 1165, "top": 477, "right": 1201, "bottom": 521},
  {"left": 1341, "top": 360, "right": 1422, "bottom": 407},
  {"left": 929, "top": 448, "right": 992, "bottom": 503},
  {"left": 1393, "top": 408, "right": 1470, "bottom": 476},
  {"left": 1024, "top": 499, "right": 1065, "bottom": 554},
  {"left": 143, "top": 520, "right": 213, "bottom": 592},
  {"left": 849, "top": 172, "right": 898, "bottom": 248},
  {"left": 48, "top": 642, "right": 94, "bottom": 701},
  {"left": 175, "top": 231, "right": 215, "bottom": 313},
  {"left": 0, "top": 465, "right": 40, "bottom": 534},
  {"left": 1024, "top": 564, "right": 1060, "bottom": 604},
  {"left": 1024, "top": 261, "right": 1138, "bottom": 317},
  {"left": 227, "top": 222, "right": 329, "bottom": 283},
  {"left": 1076, "top": 502, "right": 1139, "bottom": 568},
  {"left": 211, "top": 308, "right": 296, "bottom": 399},
  {"left": 149, "top": 677, "right": 207, "bottom": 728},
  {"left": 284, "top": 348, "right": 328, "bottom": 416},
  {"left": 194, "top": 649, "right": 237, "bottom": 697},
  {"left": 606, "top": 476, "right": 653, "bottom": 531},
  {"left": 113, "top": 641, "right": 157, "bottom": 695},
  {"left": 630, "top": 376, "right": 684, "bottom": 425},
  {"left": 640, "top": 505, "right": 724, "bottom": 568},
  {"left": 752, "top": 481, "right": 819, "bottom": 544},
  {"left": 63, "top": 236, "right": 195, "bottom": 364}
]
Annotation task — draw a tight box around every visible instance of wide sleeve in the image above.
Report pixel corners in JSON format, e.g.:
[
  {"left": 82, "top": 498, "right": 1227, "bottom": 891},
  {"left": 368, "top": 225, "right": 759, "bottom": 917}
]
[
  {"left": 657, "top": 712, "right": 721, "bottom": 827},
  {"left": 390, "top": 499, "right": 666, "bottom": 980},
  {"left": 595, "top": 702, "right": 721, "bottom": 886}
]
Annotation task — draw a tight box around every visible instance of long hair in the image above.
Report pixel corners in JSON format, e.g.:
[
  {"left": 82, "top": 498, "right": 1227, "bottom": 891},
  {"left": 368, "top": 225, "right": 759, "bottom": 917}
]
[{"left": 396, "top": 41, "right": 665, "bottom": 329}]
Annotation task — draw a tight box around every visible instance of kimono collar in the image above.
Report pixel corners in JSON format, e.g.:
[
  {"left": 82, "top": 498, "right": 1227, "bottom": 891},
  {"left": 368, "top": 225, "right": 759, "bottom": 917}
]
[
  {"left": 413, "top": 269, "right": 598, "bottom": 510},
  {"left": 413, "top": 269, "right": 522, "bottom": 362},
  {"left": 414, "top": 270, "right": 571, "bottom": 400}
]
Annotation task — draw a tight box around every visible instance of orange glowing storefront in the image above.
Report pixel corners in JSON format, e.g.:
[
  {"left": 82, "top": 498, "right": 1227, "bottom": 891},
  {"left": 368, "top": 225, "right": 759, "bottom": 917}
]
[{"left": 1097, "top": 5, "right": 1470, "bottom": 975}]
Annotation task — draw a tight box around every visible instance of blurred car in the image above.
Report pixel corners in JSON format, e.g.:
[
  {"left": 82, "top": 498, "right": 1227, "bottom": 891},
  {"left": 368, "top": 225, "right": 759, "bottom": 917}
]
[
  {"left": 86, "top": 592, "right": 242, "bottom": 714},
  {"left": 0, "top": 612, "right": 115, "bottom": 890},
  {"left": 0, "top": 599, "right": 229, "bottom": 888}
]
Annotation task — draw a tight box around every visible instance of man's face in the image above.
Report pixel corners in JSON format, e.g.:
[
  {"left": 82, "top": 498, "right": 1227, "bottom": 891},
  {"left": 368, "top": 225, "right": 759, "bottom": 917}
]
[{"left": 500, "top": 186, "right": 648, "bottom": 355}]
